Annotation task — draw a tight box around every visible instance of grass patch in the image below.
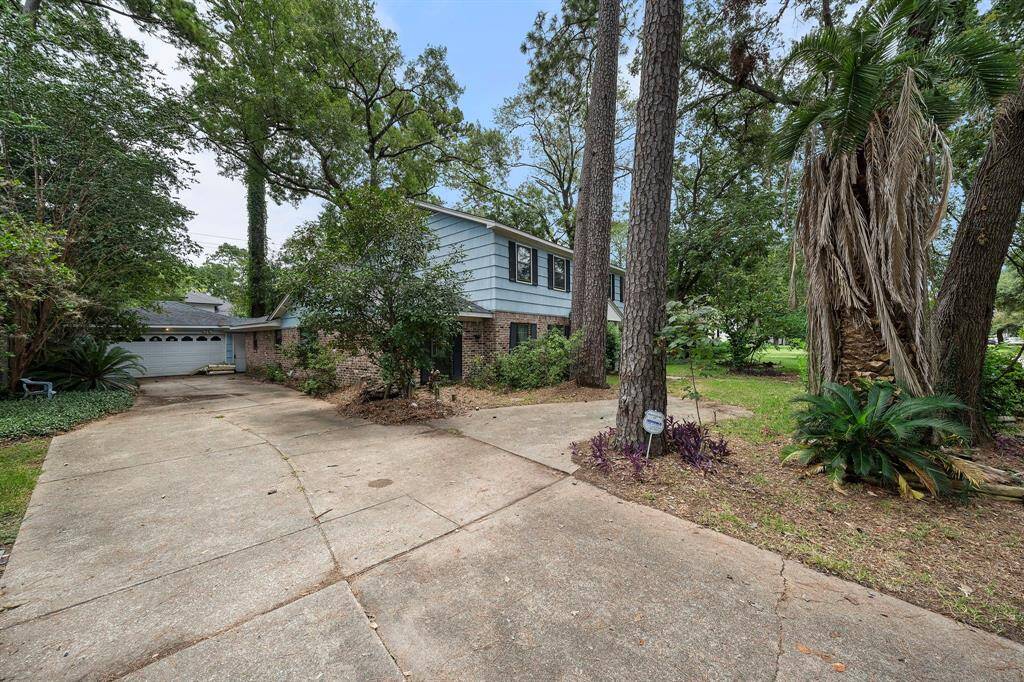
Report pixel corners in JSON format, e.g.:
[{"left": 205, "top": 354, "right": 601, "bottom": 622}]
[
  {"left": 0, "top": 391, "right": 135, "bottom": 441},
  {"left": 680, "top": 373, "right": 804, "bottom": 444},
  {"left": 0, "top": 439, "right": 48, "bottom": 544}
]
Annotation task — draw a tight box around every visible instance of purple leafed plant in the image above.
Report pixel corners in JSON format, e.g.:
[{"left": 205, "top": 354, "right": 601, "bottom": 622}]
[
  {"left": 664, "top": 416, "right": 730, "bottom": 471},
  {"left": 588, "top": 428, "right": 615, "bottom": 472},
  {"left": 621, "top": 441, "right": 649, "bottom": 479}
]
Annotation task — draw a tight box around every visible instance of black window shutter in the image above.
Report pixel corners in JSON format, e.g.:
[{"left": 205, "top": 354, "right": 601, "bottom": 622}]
[
  {"left": 618, "top": 275, "right": 624, "bottom": 302},
  {"left": 508, "top": 241, "right": 516, "bottom": 281},
  {"left": 547, "top": 253, "right": 554, "bottom": 289},
  {"left": 530, "top": 323, "right": 537, "bottom": 339},
  {"left": 608, "top": 273, "right": 614, "bottom": 299},
  {"left": 531, "top": 248, "right": 538, "bottom": 285},
  {"left": 509, "top": 323, "right": 516, "bottom": 349},
  {"left": 566, "top": 260, "right": 571, "bottom": 292}
]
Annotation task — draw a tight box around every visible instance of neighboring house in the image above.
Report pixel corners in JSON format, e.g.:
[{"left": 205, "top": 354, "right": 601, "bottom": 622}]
[{"left": 231, "top": 202, "right": 626, "bottom": 384}]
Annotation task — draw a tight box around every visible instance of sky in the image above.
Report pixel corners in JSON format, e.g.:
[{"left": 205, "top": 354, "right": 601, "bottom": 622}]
[{"left": 125, "top": 0, "right": 564, "bottom": 261}]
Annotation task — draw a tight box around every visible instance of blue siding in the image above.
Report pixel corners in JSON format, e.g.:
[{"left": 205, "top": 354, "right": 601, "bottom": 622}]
[
  {"left": 428, "top": 213, "right": 499, "bottom": 310},
  {"left": 492, "top": 234, "right": 573, "bottom": 317},
  {"left": 425, "top": 209, "right": 625, "bottom": 318}
]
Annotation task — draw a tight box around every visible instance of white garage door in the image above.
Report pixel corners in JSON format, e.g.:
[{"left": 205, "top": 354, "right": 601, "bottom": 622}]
[{"left": 116, "top": 334, "right": 229, "bottom": 377}]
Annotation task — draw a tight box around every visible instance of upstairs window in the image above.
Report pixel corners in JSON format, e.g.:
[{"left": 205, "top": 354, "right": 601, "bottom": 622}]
[
  {"left": 508, "top": 241, "right": 538, "bottom": 285},
  {"left": 516, "top": 244, "right": 533, "bottom": 284},
  {"left": 274, "top": 329, "right": 283, "bottom": 346},
  {"left": 551, "top": 256, "right": 567, "bottom": 292}
]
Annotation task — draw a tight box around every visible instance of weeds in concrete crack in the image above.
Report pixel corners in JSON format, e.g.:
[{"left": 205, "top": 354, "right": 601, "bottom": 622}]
[{"left": 773, "top": 558, "right": 788, "bottom": 681}]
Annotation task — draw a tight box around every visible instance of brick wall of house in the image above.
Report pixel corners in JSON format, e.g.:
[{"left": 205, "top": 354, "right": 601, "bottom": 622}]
[
  {"left": 242, "top": 329, "right": 380, "bottom": 386},
  {"left": 242, "top": 309, "right": 571, "bottom": 387}
]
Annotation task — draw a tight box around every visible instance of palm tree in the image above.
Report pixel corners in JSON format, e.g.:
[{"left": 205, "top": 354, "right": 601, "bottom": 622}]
[{"left": 775, "top": 0, "right": 1017, "bottom": 396}]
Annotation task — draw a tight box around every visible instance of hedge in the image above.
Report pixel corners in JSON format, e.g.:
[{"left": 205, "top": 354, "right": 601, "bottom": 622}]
[{"left": 0, "top": 390, "right": 135, "bottom": 441}]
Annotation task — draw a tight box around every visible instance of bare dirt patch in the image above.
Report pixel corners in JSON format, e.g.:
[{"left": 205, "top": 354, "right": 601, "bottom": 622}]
[{"left": 572, "top": 435, "right": 1024, "bottom": 643}]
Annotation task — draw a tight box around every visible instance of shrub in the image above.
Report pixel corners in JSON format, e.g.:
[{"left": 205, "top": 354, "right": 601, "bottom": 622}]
[
  {"left": 664, "top": 416, "right": 730, "bottom": 471},
  {"left": 282, "top": 338, "right": 338, "bottom": 397},
  {"left": 0, "top": 390, "right": 134, "bottom": 440},
  {"left": 783, "top": 382, "right": 976, "bottom": 498},
  {"left": 251, "top": 362, "right": 287, "bottom": 383},
  {"left": 468, "top": 331, "right": 579, "bottom": 391},
  {"left": 981, "top": 346, "right": 1024, "bottom": 424},
  {"left": 38, "top": 338, "right": 143, "bottom": 391},
  {"left": 605, "top": 322, "right": 621, "bottom": 373}
]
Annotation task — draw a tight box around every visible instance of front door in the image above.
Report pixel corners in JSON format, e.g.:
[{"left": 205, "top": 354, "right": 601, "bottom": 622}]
[{"left": 421, "top": 331, "right": 463, "bottom": 383}]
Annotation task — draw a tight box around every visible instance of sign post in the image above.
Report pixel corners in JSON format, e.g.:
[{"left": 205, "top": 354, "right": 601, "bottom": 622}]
[{"left": 641, "top": 409, "right": 665, "bottom": 460}]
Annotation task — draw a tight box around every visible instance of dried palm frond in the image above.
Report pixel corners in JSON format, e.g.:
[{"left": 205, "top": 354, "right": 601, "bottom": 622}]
[{"left": 777, "top": 0, "right": 1017, "bottom": 395}]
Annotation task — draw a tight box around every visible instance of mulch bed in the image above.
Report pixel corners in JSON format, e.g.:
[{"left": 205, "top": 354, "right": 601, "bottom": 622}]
[
  {"left": 326, "top": 381, "right": 619, "bottom": 425},
  {"left": 572, "top": 434, "right": 1024, "bottom": 643}
]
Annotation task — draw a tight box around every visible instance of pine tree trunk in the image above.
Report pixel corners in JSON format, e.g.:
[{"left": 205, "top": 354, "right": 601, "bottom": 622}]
[
  {"left": 616, "top": 0, "right": 684, "bottom": 454},
  {"left": 573, "top": 0, "right": 620, "bottom": 388},
  {"left": 246, "top": 150, "right": 271, "bottom": 318},
  {"left": 935, "top": 79, "right": 1024, "bottom": 440}
]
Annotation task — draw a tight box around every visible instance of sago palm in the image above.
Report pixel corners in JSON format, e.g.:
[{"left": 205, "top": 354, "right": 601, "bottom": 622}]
[
  {"left": 775, "top": 0, "right": 1018, "bottom": 396},
  {"left": 783, "top": 381, "right": 980, "bottom": 498},
  {"left": 42, "top": 338, "right": 145, "bottom": 392}
]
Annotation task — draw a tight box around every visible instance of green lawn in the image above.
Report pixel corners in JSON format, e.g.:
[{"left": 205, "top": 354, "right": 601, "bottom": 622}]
[
  {"left": 0, "top": 439, "right": 48, "bottom": 544},
  {"left": 665, "top": 347, "right": 809, "bottom": 444}
]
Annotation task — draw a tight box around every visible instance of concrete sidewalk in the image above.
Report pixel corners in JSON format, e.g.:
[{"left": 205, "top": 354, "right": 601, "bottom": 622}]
[{"left": 1, "top": 375, "right": 1021, "bottom": 680}]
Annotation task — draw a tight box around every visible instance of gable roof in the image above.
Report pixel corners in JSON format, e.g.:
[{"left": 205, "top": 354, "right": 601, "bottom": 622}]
[
  {"left": 134, "top": 301, "right": 237, "bottom": 328},
  {"left": 414, "top": 201, "right": 627, "bottom": 275}
]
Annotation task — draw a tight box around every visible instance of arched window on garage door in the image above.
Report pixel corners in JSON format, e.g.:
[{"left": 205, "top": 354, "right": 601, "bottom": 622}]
[
  {"left": 149, "top": 336, "right": 162, "bottom": 342},
  {"left": 197, "top": 336, "right": 208, "bottom": 341},
  {"left": 181, "top": 336, "right": 193, "bottom": 341},
  {"left": 165, "top": 336, "right": 178, "bottom": 341},
  {"left": 210, "top": 335, "right": 222, "bottom": 341}
]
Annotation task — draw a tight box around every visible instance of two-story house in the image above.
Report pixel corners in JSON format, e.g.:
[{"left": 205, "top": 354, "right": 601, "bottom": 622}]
[
  {"left": 238, "top": 202, "right": 626, "bottom": 384},
  {"left": 120, "top": 203, "right": 625, "bottom": 382}
]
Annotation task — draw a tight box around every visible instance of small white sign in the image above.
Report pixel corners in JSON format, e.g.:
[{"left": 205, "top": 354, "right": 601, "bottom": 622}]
[{"left": 642, "top": 409, "right": 665, "bottom": 435}]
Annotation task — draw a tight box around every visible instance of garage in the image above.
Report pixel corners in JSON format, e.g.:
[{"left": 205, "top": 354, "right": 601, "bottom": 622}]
[
  {"left": 120, "top": 298, "right": 239, "bottom": 377},
  {"left": 116, "top": 333, "right": 229, "bottom": 377}
]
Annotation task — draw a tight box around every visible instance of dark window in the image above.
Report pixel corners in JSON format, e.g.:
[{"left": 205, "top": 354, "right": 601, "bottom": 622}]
[
  {"left": 515, "top": 244, "right": 533, "bottom": 284},
  {"left": 509, "top": 322, "right": 536, "bottom": 350},
  {"left": 274, "top": 329, "right": 283, "bottom": 346},
  {"left": 253, "top": 334, "right": 258, "bottom": 350},
  {"left": 196, "top": 336, "right": 208, "bottom": 341},
  {"left": 608, "top": 273, "right": 615, "bottom": 299},
  {"left": 210, "top": 335, "right": 221, "bottom": 341},
  {"left": 551, "top": 256, "right": 567, "bottom": 291},
  {"left": 149, "top": 336, "right": 162, "bottom": 342},
  {"left": 181, "top": 336, "right": 193, "bottom": 341},
  {"left": 165, "top": 336, "right": 178, "bottom": 341}
]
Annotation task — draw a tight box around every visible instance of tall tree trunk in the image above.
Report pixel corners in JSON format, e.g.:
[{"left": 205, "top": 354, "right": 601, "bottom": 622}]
[
  {"left": 616, "top": 0, "right": 684, "bottom": 454},
  {"left": 570, "top": 153, "right": 591, "bottom": 336},
  {"left": 935, "top": 79, "right": 1024, "bottom": 440},
  {"left": 573, "top": 0, "right": 620, "bottom": 387},
  {"left": 246, "top": 150, "right": 271, "bottom": 318}
]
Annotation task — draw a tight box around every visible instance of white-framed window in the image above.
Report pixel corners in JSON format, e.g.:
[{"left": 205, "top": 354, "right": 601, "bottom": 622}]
[
  {"left": 516, "top": 244, "right": 533, "bottom": 284},
  {"left": 551, "top": 255, "right": 567, "bottom": 291}
]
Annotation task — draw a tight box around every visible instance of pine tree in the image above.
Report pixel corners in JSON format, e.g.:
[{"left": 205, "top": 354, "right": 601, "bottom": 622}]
[
  {"left": 572, "top": 0, "right": 620, "bottom": 387},
  {"left": 615, "top": 0, "right": 684, "bottom": 453}
]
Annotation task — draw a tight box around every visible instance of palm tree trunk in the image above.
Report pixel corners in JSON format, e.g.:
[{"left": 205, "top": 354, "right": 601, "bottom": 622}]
[
  {"left": 616, "top": 0, "right": 684, "bottom": 453},
  {"left": 573, "top": 0, "right": 620, "bottom": 388},
  {"left": 935, "top": 78, "right": 1024, "bottom": 440},
  {"left": 246, "top": 150, "right": 271, "bottom": 318}
]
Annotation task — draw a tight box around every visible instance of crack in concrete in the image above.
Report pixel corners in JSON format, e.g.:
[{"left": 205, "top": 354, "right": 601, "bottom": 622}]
[{"left": 772, "top": 557, "right": 788, "bottom": 682}]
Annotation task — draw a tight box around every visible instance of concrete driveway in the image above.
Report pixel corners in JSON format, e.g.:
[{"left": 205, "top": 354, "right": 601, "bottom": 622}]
[{"left": 1, "top": 376, "right": 1021, "bottom": 680}]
